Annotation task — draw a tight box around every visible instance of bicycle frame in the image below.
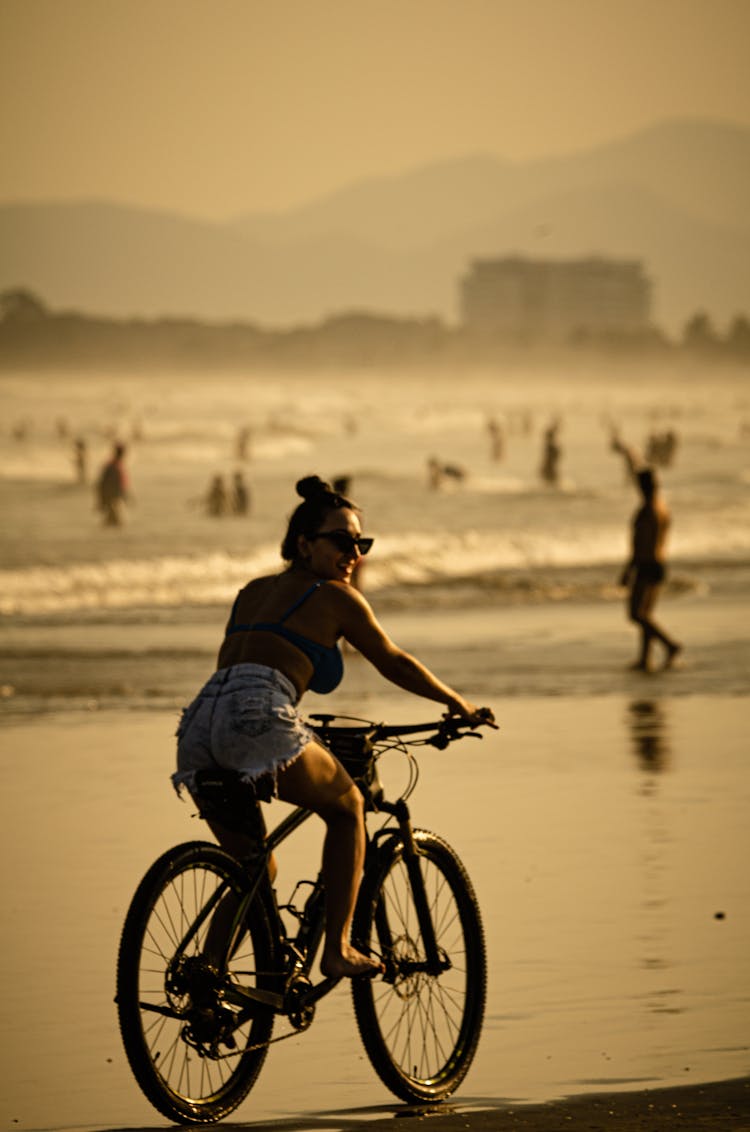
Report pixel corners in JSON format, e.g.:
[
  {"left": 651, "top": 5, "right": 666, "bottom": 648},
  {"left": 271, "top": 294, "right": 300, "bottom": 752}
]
[
  {"left": 171, "top": 793, "right": 446, "bottom": 1024},
  {"left": 167, "top": 716, "right": 485, "bottom": 1022}
]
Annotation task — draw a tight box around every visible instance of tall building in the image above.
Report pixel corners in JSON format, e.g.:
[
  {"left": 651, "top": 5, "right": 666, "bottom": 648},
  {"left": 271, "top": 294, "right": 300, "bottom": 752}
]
[{"left": 460, "top": 256, "right": 652, "bottom": 342}]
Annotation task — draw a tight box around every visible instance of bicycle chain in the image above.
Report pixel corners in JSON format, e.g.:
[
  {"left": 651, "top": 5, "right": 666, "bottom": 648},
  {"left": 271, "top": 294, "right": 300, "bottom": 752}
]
[
  {"left": 200, "top": 1019, "right": 307, "bottom": 1061},
  {"left": 193, "top": 970, "right": 316, "bottom": 1061}
]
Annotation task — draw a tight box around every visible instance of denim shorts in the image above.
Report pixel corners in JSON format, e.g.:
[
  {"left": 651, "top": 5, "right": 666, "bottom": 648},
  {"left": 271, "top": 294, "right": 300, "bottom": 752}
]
[{"left": 172, "top": 663, "right": 315, "bottom": 801}]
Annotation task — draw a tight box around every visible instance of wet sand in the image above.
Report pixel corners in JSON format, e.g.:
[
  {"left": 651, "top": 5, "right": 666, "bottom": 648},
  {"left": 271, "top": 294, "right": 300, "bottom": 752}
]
[
  {"left": 52, "top": 1077, "right": 750, "bottom": 1131},
  {"left": 204, "top": 1077, "right": 750, "bottom": 1132},
  {"left": 293, "top": 1078, "right": 750, "bottom": 1132},
  {"left": 1, "top": 678, "right": 748, "bottom": 1131}
]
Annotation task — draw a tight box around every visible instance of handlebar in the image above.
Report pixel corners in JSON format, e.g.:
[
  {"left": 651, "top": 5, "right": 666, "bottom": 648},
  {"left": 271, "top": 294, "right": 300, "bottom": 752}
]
[
  {"left": 309, "top": 711, "right": 495, "bottom": 748},
  {"left": 309, "top": 710, "right": 495, "bottom": 811}
]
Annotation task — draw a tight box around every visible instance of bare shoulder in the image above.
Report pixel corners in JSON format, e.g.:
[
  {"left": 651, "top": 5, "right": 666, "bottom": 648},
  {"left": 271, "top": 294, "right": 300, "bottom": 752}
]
[
  {"left": 237, "top": 575, "right": 271, "bottom": 596},
  {"left": 323, "top": 580, "right": 394, "bottom": 656},
  {"left": 323, "top": 579, "right": 376, "bottom": 621},
  {"left": 324, "top": 578, "right": 368, "bottom": 606}
]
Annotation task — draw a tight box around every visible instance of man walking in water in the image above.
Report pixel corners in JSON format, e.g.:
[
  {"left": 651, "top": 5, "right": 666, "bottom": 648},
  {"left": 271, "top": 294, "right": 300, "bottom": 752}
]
[{"left": 615, "top": 443, "right": 682, "bottom": 671}]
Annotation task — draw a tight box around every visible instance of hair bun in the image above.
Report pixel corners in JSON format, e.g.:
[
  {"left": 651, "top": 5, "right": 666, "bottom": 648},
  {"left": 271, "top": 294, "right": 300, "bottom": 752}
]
[{"left": 296, "top": 475, "right": 331, "bottom": 501}]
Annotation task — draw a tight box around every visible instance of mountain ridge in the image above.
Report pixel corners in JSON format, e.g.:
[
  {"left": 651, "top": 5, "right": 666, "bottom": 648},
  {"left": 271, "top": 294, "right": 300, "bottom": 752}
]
[{"left": 1, "top": 118, "right": 748, "bottom": 333}]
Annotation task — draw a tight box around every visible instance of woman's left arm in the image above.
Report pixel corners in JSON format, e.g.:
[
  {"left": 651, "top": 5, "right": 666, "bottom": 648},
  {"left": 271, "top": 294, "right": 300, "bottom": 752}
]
[{"left": 335, "top": 585, "right": 491, "bottom": 722}]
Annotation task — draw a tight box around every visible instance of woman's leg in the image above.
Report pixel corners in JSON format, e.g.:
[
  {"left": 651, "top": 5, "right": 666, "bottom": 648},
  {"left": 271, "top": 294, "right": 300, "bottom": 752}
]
[
  {"left": 277, "top": 740, "right": 383, "bottom": 978},
  {"left": 196, "top": 811, "right": 274, "bottom": 968}
]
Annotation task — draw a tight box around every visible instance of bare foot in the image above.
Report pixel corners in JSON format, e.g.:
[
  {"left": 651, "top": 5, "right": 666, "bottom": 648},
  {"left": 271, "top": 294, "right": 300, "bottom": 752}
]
[
  {"left": 321, "top": 945, "right": 384, "bottom": 980},
  {"left": 663, "top": 643, "right": 683, "bottom": 670}
]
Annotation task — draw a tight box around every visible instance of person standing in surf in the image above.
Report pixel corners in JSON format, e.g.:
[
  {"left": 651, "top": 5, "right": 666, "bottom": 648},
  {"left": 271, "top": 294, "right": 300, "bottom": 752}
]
[{"left": 619, "top": 464, "right": 682, "bottom": 672}]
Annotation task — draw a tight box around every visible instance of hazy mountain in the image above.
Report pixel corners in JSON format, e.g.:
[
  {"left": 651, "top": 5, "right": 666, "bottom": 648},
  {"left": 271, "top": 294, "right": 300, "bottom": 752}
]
[
  {"left": 1, "top": 119, "right": 748, "bottom": 334},
  {"left": 231, "top": 119, "right": 750, "bottom": 249}
]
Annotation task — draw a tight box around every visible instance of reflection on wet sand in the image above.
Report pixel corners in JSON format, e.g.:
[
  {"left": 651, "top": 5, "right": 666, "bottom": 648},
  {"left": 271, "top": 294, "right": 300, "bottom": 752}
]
[
  {"left": 626, "top": 699, "right": 683, "bottom": 1017},
  {"left": 627, "top": 699, "right": 672, "bottom": 777}
]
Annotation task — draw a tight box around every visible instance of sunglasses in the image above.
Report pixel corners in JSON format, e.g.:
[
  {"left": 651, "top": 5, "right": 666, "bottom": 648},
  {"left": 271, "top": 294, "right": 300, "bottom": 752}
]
[{"left": 309, "top": 530, "right": 374, "bottom": 556}]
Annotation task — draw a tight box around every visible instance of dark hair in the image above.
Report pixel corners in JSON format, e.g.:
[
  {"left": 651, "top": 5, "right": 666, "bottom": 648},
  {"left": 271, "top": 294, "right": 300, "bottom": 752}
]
[{"left": 281, "top": 475, "right": 358, "bottom": 562}]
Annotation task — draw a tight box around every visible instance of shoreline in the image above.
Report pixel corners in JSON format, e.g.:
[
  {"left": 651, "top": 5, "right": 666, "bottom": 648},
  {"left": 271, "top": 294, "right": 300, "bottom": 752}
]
[{"left": 2, "top": 587, "right": 750, "bottom": 714}]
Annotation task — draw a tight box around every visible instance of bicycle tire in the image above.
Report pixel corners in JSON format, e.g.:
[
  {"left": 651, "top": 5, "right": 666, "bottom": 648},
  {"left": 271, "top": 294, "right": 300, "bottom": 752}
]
[
  {"left": 116, "top": 841, "right": 276, "bottom": 1124},
  {"left": 351, "top": 829, "right": 486, "bottom": 1104}
]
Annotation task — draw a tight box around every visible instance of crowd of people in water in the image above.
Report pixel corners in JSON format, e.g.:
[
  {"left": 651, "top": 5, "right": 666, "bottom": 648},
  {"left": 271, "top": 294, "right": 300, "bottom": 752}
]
[
  {"left": 191, "top": 471, "right": 251, "bottom": 518},
  {"left": 6, "top": 403, "right": 684, "bottom": 671},
  {"left": 5, "top": 414, "right": 259, "bottom": 528}
]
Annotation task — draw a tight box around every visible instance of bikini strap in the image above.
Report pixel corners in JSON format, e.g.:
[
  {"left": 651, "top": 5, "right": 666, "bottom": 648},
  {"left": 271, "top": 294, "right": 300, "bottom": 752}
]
[{"left": 278, "top": 581, "right": 324, "bottom": 623}]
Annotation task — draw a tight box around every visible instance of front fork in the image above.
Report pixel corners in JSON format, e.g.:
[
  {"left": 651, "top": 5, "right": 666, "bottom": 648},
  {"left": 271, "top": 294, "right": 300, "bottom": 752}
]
[{"left": 373, "top": 799, "right": 446, "bottom": 976}]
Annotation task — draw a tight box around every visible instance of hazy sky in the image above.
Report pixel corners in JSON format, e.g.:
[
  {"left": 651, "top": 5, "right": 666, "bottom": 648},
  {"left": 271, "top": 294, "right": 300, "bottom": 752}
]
[{"left": 2, "top": 0, "right": 749, "bottom": 219}]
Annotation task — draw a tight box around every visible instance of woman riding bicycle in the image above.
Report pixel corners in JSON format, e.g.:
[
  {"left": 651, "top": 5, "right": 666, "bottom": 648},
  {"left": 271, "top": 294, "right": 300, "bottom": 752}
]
[{"left": 174, "top": 475, "right": 494, "bottom": 980}]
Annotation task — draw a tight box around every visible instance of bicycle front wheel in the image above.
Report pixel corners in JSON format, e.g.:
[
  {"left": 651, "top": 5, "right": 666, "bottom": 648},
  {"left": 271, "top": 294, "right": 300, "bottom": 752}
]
[
  {"left": 352, "top": 829, "right": 486, "bottom": 1103},
  {"left": 116, "top": 841, "right": 276, "bottom": 1124}
]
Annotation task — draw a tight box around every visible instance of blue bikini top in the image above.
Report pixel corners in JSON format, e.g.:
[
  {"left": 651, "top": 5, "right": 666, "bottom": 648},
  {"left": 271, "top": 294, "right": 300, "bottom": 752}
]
[{"left": 226, "top": 581, "right": 343, "bottom": 695}]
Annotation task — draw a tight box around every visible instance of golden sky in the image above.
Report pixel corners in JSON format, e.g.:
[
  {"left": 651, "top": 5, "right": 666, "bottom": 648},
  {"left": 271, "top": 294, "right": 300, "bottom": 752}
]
[{"left": 1, "top": 0, "right": 749, "bottom": 219}]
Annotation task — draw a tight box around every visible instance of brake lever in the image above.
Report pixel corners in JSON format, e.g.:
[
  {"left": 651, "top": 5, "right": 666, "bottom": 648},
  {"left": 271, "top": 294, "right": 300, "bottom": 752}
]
[
  {"left": 427, "top": 725, "right": 484, "bottom": 750},
  {"left": 426, "top": 734, "right": 450, "bottom": 750}
]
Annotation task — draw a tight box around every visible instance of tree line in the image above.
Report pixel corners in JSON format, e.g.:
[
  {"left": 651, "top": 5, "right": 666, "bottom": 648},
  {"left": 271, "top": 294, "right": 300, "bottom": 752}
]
[{"left": 1, "top": 288, "right": 748, "bottom": 369}]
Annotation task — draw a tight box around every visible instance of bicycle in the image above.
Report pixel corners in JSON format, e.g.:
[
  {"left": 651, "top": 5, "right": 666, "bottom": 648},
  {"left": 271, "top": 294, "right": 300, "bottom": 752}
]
[{"left": 116, "top": 712, "right": 491, "bottom": 1124}]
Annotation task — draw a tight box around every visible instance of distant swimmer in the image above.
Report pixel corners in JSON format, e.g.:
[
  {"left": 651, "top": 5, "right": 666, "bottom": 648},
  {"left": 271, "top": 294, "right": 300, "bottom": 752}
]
[
  {"left": 486, "top": 415, "right": 505, "bottom": 462},
  {"left": 619, "top": 464, "right": 682, "bottom": 673},
  {"left": 231, "top": 471, "right": 250, "bottom": 516},
  {"left": 427, "top": 457, "right": 467, "bottom": 490},
  {"left": 95, "top": 442, "right": 130, "bottom": 526},
  {"left": 206, "top": 474, "right": 229, "bottom": 517},
  {"left": 72, "top": 437, "right": 88, "bottom": 484},
  {"left": 540, "top": 418, "right": 562, "bottom": 486},
  {"left": 235, "top": 425, "right": 253, "bottom": 462}
]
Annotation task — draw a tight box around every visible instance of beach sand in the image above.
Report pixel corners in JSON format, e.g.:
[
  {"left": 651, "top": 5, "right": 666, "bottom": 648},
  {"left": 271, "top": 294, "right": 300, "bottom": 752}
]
[{"left": 1, "top": 650, "right": 748, "bottom": 1130}]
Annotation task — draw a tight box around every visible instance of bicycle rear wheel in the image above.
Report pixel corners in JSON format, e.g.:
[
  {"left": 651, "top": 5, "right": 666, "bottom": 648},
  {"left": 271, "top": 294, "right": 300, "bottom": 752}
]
[
  {"left": 352, "top": 829, "right": 486, "bottom": 1103},
  {"left": 116, "top": 841, "right": 276, "bottom": 1124}
]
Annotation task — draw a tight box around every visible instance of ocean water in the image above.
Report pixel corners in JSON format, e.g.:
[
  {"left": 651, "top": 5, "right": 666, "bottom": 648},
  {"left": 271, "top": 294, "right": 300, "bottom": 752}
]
[{"left": 1, "top": 360, "right": 749, "bottom": 708}]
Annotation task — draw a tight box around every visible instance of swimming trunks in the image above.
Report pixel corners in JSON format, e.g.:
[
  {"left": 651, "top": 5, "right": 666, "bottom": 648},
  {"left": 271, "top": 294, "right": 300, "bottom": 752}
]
[
  {"left": 635, "top": 561, "right": 666, "bottom": 585},
  {"left": 225, "top": 582, "right": 344, "bottom": 694}
]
